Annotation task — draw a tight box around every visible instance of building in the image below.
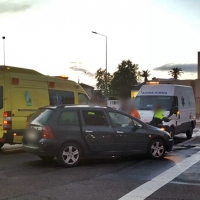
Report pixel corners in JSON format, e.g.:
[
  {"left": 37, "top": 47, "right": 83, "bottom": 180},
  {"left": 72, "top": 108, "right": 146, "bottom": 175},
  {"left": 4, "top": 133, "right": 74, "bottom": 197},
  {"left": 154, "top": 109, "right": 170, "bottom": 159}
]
[{"left": 79, "top": 83, "right": 94, "bottom": 98}]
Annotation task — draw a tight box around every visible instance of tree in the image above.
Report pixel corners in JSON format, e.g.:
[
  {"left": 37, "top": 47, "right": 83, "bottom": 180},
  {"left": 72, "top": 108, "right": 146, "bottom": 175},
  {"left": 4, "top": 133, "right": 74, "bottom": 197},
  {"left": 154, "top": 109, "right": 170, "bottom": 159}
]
[
  {"left": 168, "top": 67, "right": 184, "bottom": 79},
  {"left": 139, "top": 70, "right": 151, "bottom": 82},
  {"left": 110, "top": 60, "right": 138, "bottom": 98},
  {"left": 95, "top": 68, "right": 113, "bottom": 96}
]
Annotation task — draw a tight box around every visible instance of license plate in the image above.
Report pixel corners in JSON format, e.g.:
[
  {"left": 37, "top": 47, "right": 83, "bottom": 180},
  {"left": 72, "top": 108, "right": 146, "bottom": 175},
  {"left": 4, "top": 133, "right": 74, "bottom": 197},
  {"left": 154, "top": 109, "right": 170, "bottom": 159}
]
[{"left": 27, "top": 132, "right": 37, "bottom": 140}]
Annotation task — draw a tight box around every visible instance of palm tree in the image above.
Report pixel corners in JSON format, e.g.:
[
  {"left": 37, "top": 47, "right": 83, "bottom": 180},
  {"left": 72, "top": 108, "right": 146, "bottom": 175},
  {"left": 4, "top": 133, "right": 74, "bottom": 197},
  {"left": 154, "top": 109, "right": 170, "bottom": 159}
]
[
  {"left": 168, "top": 67, "right": 184, "bottom": 79},
  {"left": 139, "top": 70, "right": 151, "bottom": 82}
]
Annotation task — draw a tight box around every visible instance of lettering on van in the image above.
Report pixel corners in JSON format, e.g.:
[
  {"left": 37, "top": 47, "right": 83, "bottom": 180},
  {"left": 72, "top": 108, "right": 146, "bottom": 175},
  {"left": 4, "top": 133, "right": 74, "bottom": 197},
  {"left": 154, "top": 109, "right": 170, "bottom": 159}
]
[
  {"left": 141, "top": 91, "right": 167, "bottom": 94},
  {"left": 24, "top": 91, "right": 32, "bottom": 106}
]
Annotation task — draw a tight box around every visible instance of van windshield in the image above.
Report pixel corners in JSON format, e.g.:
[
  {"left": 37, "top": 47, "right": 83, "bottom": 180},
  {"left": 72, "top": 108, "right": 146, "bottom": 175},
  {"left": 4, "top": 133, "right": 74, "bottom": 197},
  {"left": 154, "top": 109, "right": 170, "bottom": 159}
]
[
  {"left": 29, "top": 109, "right": 53, "bottom": 126},
  {"left": 134, "top": 96, "right": 174, "bottom": 111}
]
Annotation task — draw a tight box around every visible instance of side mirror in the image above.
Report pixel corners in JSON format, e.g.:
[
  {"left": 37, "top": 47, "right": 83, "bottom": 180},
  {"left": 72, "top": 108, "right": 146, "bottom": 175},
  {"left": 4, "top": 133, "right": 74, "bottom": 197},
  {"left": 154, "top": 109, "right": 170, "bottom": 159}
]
[{"left": 132, "top": 124, "right": 139, "bottom": 132}]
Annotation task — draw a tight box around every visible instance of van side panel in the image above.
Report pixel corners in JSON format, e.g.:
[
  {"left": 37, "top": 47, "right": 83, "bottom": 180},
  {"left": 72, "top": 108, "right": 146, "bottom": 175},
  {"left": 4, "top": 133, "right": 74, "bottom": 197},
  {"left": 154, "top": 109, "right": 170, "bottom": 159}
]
[
  {"left": 10, "top": 75, "right": 49, "bottom": 143},
  {"left": 174, "top": 86, "right": 196, "bottom": 134}
]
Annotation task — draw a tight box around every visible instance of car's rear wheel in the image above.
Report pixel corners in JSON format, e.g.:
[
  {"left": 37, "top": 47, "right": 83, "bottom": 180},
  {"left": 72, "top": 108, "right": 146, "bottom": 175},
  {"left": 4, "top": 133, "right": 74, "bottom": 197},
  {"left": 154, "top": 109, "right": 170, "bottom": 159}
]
[
  {"left": 186, "top": 126, "right": 193, "bottom": 139},
  {"left": 38, "top": 156, "right": 54, "bottom": 161},
  {"left": 57, "top": 143, "right": 82, "bottom": 167},
  {"left": 148, "top": 139, "right": 166, "bottom": 159}
]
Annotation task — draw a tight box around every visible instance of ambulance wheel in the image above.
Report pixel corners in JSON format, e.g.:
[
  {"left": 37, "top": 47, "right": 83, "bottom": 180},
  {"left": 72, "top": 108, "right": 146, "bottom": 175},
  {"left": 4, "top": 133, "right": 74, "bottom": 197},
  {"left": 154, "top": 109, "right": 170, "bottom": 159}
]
[
  {"left": 0, "top": 142, "right": 4, "bottom": 148},
  {"left": 186, "top": 126, "right": 193, "bottom": 139},
  {"left": 170, "top": 127, "right": 175, "bottom": 138}
]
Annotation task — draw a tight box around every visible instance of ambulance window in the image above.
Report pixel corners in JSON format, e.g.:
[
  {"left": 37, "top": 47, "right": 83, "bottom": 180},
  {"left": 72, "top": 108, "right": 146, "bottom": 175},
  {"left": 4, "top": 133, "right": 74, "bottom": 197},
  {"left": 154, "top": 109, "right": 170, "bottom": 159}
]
[
  {"left": 48, "top": 90, "right": 74, "bottom": 106},
  {"left": 78, "top": 93, "right": 89, "bottom": 105},
  {"left": 0, "top": 86, "right": 3, "bottom": 109}
]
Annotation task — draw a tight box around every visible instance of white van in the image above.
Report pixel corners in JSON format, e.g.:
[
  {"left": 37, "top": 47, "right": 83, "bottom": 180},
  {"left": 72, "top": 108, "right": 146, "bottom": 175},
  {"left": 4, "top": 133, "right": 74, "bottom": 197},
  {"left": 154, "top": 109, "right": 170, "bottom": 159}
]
[{"left": 134, "top": 84, "right": 196, "bottom": 138}]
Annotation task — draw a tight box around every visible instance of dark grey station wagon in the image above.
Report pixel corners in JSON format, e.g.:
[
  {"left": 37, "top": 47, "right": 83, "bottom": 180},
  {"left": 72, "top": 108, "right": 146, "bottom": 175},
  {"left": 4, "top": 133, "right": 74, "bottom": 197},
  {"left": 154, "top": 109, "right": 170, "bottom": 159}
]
[{"left": 23, "top": 105, "right": 173, "bottom": 167}]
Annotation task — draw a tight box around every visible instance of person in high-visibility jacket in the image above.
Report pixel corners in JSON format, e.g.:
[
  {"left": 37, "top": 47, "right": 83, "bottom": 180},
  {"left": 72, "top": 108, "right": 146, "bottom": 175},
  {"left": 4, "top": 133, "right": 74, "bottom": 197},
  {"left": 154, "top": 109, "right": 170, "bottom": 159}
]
[{"left": 150, "top": 104, "right": 169, "bottom": 127}]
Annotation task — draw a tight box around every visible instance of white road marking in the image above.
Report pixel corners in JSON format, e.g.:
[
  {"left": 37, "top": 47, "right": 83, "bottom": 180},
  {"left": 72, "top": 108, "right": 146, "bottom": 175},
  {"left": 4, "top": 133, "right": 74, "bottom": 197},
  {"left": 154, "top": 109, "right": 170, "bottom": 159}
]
[{"left": 119, "top": 150, "right": 200, "bottom": 200}]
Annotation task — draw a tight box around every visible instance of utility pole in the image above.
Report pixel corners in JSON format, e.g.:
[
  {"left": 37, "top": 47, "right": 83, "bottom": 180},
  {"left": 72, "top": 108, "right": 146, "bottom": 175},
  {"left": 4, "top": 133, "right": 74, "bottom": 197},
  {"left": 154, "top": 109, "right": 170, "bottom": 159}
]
[{"left": 2, "top": 36, "right": 5, "bottom": 66}]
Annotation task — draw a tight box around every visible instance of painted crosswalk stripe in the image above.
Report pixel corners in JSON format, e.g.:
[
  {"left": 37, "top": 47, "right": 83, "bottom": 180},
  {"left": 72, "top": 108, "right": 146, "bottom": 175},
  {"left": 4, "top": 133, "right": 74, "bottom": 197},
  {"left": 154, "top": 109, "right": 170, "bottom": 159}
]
[{"left": 119, "top": 150, "right": 200, "bottom": 200}]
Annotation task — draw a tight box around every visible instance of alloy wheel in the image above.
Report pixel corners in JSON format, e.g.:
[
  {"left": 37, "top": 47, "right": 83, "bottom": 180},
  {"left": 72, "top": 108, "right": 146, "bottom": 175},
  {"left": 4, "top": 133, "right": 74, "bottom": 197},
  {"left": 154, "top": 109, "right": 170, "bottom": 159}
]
[
  {"left": 151, "top": 141, "right": 164, "bottom": 158},
  {"left": 62, "top": 146, "right": 79, "bottom": 165}
]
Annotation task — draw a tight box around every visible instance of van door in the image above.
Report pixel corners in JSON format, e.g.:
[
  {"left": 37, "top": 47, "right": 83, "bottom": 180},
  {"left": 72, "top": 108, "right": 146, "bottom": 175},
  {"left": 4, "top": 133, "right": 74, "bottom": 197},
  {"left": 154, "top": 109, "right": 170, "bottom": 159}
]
[
  {"left": 177, "top": 92, "right": 190, "bottom": 133},
  {"left": 0, "top": 74, "right": 4, "bottom": 142}
]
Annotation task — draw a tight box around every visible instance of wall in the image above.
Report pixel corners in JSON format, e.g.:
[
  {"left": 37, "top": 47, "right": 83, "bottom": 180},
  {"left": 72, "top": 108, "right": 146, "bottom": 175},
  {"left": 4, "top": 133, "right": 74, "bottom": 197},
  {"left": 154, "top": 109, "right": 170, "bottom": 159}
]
[
  {"left": 198, "top": 52, "right": 200, "bottom": 79},
  {"left": 175, "top": 79, "right": 200, "bottom": 118}
]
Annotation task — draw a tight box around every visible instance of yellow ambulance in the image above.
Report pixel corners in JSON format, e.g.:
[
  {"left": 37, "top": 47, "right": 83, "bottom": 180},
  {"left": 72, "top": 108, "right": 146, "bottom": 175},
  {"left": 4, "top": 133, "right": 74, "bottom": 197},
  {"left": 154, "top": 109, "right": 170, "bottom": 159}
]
[{"left": 0, "top": 65, "right": 89, "bottom": 148}]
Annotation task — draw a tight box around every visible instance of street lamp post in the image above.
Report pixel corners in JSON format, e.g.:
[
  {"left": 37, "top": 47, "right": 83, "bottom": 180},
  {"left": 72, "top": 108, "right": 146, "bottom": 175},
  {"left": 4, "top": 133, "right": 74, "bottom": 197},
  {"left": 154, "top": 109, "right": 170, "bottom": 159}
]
[
  {"left": 92, "top": 31, "right": 107, "bottom": 97},
  {"left": 2, "top": 36, "right": 5, "bottom": 66},
  {"left": 78, "top": 71, "right": 87, "bottom": 84}
]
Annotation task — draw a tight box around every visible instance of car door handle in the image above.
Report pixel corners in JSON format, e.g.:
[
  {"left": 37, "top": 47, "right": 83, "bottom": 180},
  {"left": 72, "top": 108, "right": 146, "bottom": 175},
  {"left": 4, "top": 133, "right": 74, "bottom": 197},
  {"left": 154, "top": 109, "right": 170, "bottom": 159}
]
[
  {"left": 85, "top": 130, "right": 93, "bottom": 133},
  {"left": 116, "top": 131, "right": 123, "bottom": 134}
]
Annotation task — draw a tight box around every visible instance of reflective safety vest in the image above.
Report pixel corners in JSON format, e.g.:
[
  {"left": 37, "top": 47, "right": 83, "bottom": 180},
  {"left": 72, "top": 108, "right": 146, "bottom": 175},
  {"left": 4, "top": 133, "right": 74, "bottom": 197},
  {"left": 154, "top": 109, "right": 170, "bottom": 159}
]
[{"left": 154, "top": 110, "right": 164, "bottom": 120}]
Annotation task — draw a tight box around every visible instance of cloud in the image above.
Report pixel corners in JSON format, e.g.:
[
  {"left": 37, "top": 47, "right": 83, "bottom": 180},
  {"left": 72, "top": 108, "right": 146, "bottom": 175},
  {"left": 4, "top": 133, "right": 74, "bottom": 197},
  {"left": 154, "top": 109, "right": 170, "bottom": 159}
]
[
  {"left": 154, "top": 63, "right": 197, "bottom": 73},
  {"left": 70, "top": 66, "right": 95, "bottom": 77},
  {"left": 0, "top": 0, "right": 41, "bottom": 14}
]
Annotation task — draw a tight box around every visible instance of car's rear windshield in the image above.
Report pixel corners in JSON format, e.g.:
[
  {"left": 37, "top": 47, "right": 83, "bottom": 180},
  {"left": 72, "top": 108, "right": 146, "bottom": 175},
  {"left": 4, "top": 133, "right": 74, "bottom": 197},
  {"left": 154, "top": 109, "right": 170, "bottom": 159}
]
[{"left": 29, "top": 109, "right": 53, "bottom": 126}]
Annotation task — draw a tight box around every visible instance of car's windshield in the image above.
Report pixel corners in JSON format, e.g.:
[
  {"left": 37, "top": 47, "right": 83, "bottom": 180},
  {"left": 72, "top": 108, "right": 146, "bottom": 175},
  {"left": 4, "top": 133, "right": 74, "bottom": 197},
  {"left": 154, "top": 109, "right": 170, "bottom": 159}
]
[{"left": 134, "top": 96, "right": 173, "bottom": 111}]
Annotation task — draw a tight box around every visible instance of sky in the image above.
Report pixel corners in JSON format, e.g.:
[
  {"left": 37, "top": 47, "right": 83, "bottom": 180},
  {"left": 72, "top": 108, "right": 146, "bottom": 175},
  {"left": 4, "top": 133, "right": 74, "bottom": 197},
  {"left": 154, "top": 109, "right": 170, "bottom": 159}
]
[{"left": 0, "top": 0, "right": 200, "bottom": 86}]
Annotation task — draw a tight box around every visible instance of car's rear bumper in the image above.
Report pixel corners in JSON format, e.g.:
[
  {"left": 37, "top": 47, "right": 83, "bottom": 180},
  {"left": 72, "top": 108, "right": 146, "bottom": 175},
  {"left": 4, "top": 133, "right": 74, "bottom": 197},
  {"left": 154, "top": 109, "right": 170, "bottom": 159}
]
[
  {"left": 23, "top": 139, "right": 60, "bottom": 157},
  {"left": 166, "top": 138, "right": 174, "bottom": 152}
]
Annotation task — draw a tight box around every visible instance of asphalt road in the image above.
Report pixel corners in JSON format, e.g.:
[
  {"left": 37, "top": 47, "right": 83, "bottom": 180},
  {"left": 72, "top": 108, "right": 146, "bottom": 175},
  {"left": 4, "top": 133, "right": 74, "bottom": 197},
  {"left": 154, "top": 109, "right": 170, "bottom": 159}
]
[{"left": 1, "top": 125, "right": 200, "bottom": 200}]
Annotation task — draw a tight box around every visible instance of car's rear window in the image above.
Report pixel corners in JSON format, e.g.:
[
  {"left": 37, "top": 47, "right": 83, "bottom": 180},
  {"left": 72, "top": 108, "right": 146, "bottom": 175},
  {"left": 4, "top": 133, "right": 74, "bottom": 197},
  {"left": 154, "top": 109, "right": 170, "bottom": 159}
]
[{"left": 29, "top": 109, "right": 53, "bottom": 125}]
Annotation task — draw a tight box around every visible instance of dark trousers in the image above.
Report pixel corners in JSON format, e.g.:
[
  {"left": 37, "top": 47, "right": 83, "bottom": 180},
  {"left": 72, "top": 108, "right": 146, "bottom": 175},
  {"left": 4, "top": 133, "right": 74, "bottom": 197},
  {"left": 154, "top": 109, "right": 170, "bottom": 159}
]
[{"left": 149, "top": 117, "right": 163, "bottom": 127}]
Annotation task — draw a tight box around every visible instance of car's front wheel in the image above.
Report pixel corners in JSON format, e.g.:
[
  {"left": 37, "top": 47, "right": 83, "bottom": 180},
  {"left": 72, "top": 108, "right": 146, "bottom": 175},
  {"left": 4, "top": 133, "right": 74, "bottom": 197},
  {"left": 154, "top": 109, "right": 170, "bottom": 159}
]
[
  {"left": 57, "top": 143, "right": 82, "bottom": 167},
  {"left": 148, "top": 139, "right": 166, "bottom": 159}
]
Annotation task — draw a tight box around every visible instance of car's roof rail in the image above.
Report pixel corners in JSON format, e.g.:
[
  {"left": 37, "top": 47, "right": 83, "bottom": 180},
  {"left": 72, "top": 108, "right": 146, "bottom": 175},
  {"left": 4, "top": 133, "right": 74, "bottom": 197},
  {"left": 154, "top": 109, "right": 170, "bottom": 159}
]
[
  {"left": 106, "top": 106, "right": 115, "bottom": 109},
  {"left": 56, "top": 104, "right": 76, "bottom": 108}
]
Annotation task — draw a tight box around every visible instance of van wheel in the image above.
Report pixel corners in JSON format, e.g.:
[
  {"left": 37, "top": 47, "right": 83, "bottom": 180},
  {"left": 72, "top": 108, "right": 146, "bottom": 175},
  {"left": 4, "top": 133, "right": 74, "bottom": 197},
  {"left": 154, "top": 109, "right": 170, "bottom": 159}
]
[
  {"left": 57, "top": 143, "right": 82, "bottom": 167},
  {"left": 170, "top": 127, "right": 175, "bottom": 139},
  {"left": 38, "top": 156, "right": 54, "bottom": 161},
  {"left": 0, "top": 142, "right": 4, "bottom": 148},
  {"left": 186, "top": 126, "right": 193, "bottom": 139},
  {"left": 148, "top": 139, "right": 166, "bottom": 159}
]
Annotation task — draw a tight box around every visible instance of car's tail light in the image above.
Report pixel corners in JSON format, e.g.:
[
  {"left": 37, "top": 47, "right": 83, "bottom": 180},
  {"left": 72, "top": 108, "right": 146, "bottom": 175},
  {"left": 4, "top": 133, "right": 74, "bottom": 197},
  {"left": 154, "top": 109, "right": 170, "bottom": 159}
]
[
  {"left": 3, "top": 111, "right": 12, "bottom": 130},
  {"left": 42, "top": 126, "right": 54, "bottom": 139}
]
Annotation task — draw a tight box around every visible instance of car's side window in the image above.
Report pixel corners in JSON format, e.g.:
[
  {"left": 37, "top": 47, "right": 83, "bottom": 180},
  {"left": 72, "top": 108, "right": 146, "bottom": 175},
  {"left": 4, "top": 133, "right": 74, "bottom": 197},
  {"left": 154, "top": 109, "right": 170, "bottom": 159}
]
[
  {"left": 82, "top": 110, "right": 109, "bottom": 126},
  {"left": 58, "top": 111, "right": 79, "bottom": 126},
  {"left": 109, "top": 112, "right": 142, "bottom": 128}
]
